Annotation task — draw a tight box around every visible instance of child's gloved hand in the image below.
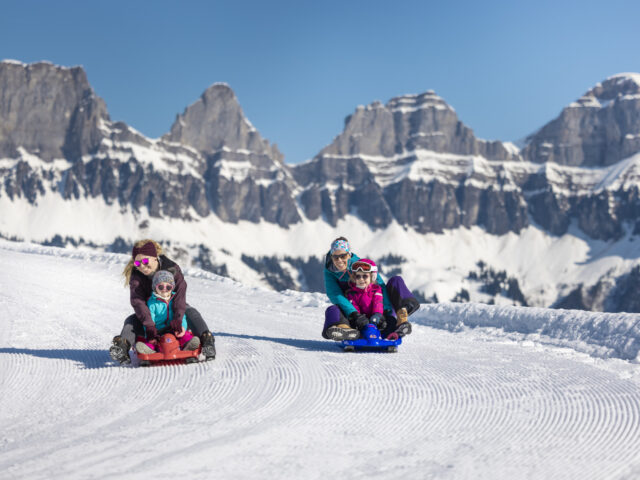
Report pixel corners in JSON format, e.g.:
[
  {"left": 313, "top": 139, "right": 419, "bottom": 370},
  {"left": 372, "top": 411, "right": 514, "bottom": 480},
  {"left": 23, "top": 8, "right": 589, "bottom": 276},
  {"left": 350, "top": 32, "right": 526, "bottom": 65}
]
[
  {"left": 369, "top": 313, "right": 382, "bottom": 326},
  {"left": 377, "top": 316, "right": 388, "bottom": 332},
  {"left": 174, "top": 327, "right": 186, "bottom": 338}
]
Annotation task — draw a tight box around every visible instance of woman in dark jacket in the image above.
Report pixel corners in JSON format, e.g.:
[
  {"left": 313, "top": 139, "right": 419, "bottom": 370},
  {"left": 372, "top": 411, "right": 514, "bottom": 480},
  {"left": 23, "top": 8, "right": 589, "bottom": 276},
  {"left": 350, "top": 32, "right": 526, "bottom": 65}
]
[{"left": 109, "top": 239, "right": 216, "bottom": 364}]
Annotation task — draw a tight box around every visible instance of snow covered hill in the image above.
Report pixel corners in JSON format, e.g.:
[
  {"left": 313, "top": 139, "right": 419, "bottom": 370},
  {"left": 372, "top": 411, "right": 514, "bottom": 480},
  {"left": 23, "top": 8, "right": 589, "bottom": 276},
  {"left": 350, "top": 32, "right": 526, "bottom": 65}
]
[{"left": 1, "top": 241, "right": 640, "bottom": 479}]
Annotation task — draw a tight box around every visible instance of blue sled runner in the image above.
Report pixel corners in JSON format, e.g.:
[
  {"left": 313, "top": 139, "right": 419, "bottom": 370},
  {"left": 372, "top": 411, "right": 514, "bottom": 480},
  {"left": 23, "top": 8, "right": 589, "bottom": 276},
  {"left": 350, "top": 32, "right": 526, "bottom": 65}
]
[{"left": 342, "top": 324, "right": 402, "bottom": 353}]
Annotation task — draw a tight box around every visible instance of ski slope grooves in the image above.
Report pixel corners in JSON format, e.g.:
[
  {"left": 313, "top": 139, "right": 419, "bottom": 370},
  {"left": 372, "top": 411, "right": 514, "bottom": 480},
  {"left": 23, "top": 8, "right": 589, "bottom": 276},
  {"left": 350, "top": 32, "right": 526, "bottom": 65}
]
[{"left": 1, "top": 244, "right": 640, "bottom": 478}]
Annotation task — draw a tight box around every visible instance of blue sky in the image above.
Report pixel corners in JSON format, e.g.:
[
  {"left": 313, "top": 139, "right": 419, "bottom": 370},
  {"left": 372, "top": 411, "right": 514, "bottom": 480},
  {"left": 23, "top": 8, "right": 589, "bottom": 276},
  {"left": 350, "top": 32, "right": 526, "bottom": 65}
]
[{"left": 2, "top": 0, "right": 639, "bottom": 163}]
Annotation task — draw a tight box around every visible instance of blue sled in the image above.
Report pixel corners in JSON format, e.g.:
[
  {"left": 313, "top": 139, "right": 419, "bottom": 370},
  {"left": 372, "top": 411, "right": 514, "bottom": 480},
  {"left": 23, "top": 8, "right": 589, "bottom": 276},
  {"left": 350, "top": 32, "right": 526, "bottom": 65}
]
[{"left": 341, "top": 324, "right": 402, "bottom": 352}]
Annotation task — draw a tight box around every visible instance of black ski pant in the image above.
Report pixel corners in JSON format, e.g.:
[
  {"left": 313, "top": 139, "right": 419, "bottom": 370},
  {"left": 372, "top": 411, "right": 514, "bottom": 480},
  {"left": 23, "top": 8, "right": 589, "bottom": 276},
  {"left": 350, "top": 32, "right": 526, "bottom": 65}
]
[
  {"left": 119, "top": 306, "right": 210, "bottom": 346},
  {"left": 385, "top": 276, "right": 421, "bottom": 316}
]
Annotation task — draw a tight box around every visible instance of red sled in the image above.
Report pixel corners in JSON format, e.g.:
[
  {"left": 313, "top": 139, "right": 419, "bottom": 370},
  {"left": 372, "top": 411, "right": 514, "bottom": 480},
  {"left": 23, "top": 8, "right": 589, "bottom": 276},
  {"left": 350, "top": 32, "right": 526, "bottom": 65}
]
[{"left": 136, "top": 333, "right": 201, "bottom": 366}]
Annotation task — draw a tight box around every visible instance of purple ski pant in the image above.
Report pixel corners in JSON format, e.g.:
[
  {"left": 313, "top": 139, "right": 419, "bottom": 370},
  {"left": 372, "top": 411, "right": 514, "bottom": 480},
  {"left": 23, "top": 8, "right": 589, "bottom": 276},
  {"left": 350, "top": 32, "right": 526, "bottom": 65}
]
[{"left": 322, "top": 275, "right": 418, "bottom": 338}]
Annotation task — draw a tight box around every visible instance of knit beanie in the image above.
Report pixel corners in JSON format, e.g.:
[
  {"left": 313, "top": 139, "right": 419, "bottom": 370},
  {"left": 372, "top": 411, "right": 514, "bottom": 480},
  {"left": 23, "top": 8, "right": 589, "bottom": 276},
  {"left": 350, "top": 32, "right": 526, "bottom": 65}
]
[
  {"left": 132, "top": 241, "right": 157, "bottom": 259},
  {"left": 152, "top": 270, "right": 175, "bottom": 290}
]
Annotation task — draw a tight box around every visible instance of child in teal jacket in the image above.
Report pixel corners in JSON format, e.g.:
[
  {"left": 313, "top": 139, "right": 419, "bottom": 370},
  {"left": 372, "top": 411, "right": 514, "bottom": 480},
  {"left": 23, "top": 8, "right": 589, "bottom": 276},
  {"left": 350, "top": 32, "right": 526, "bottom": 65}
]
[{"left": 134, "top": 270, "right": 201, "bottom": 354}]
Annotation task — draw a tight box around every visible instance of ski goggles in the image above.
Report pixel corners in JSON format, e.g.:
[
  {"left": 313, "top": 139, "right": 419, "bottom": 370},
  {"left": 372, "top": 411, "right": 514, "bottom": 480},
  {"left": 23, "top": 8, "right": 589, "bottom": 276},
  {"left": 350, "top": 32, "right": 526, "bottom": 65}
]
[
  {"left": 350, "top": 261, "right": 377, "bottom": 273},
  {"left": 134, "top": 258, "right": 152, "bottom": 267},
  {"left": 155, "top": 283, "right": 174, "bottom": 292}
]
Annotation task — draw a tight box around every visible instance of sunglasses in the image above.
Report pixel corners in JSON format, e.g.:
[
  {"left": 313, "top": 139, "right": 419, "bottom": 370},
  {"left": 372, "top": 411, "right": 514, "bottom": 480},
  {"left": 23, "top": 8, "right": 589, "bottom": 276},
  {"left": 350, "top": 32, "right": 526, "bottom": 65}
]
[
  {"left": 155, "top": 283, "right": 173, "bottom": 292},
  {"left": 351, "top": 261, "right": 374, "bottom": 273},
  {"left": 134, "top": 258, "right": 153, "bottom": 267},
  {"left": 353, "top": 273, "right": 369, "bottom": 280},
  {"left": 332, "top": 253, "right": 349, "bottom": 260}
]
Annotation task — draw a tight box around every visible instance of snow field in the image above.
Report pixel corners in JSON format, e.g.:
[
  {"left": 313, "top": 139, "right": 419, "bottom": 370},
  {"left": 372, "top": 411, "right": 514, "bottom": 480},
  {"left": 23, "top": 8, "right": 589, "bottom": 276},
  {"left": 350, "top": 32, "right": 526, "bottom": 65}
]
[
  {"left": 1, "top": 244, "right": 640, "bottom": 479},
  {"left": 4, "top": 183, "right": 640, "bottom": 310}
]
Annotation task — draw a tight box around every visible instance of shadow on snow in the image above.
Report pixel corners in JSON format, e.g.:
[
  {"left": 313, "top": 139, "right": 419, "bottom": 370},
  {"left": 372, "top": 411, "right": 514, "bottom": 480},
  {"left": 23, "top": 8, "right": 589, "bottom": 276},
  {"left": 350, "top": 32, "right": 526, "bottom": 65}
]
[
  {"left": 0, "top": 333, "right": 339, "bottom": 369},
  {"left": 0, "top": 347, "right": 115, "bottom": 369}
]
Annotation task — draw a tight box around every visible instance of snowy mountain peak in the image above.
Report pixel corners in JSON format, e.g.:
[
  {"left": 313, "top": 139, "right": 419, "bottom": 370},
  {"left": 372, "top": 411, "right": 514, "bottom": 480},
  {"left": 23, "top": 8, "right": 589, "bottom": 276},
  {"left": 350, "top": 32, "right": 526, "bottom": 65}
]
[
  {"left": 200, "top": 82, "right": 236, "bottom": 102},
  {"left": 523, "top": 73, "right": 640, "bottom": 167},
  {"left": 317, "top": 88, "right": 513, "bottom": 162},
  {"left": 163, "top": 83, "right": 283, "bottom": 162},
  {"left": 0, "top": 59, "right": 88, "bottom": 76},
  {"left": 605, "top": 72, "right": 640, "bottom": 88},
  {"left": 0, "top": 60, "right": 299, "bottom": 229},
  {"left": 3, "top": 61, "right": 640, "bottom": 314},
  {"left": 0, "top": 61, "right": 108, "bottom": 161},
  {"left": 387, "top": 90, "right": 454, "bottom": 113},
  {"left": 575, "top": 72, "right": 640, "bottom": 106},
  {"left": 1, "top": 58, "right": 27, "bottom": 66}
]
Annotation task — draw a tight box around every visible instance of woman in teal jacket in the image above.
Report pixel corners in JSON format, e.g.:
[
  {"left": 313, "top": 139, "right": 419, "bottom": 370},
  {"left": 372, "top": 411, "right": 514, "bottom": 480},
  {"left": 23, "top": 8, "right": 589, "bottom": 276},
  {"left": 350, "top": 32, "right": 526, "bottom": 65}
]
[{"left": 322, "top": 237, "right": 420, "bottom": 341}]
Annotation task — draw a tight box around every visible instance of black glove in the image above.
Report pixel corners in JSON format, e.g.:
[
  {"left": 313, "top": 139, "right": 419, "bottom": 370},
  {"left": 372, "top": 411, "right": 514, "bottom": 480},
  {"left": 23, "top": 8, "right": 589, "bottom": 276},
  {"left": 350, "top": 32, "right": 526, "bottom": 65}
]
[
  {"left": 369, "top": 313, "right": 382, "bottom": 326},
  {"left": 377, "top": 316, "right": 388, "bottom": 332},
  {"left": 371, "top": 313, "right": 387, "bottom": 332},
  {"left": 145, "top": 325, "right": 158, "bottom": 341},
  {"left": 348, "top": 311, "right": 369, "bottom": 330}
]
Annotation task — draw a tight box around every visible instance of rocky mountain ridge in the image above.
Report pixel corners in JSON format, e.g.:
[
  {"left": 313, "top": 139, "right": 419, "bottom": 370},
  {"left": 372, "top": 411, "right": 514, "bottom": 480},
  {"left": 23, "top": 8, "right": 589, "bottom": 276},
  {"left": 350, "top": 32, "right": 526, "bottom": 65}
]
[
  {"left": 1, "top": 60, "right": 640, "bottom": 311},
  {"left": 0, "top": 61, "right": 299, "bottom": 226},
  {"left": 523, "top": 73, "right": 640, "bottom": 167}
]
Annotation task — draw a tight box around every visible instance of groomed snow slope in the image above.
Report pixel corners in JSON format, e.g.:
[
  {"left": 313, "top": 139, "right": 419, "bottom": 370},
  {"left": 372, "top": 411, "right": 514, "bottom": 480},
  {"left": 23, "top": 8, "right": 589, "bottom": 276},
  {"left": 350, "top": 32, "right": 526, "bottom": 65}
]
[{"left": 1, "top": 242, "right": 640, "bottom": 479}]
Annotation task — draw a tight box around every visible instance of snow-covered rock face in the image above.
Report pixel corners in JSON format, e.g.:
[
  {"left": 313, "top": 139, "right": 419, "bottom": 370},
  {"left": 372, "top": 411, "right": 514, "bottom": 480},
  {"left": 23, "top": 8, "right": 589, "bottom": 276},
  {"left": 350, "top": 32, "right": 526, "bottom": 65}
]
[
  {"left": 293, "top": 80, "right": 640, "bottom": 240},
  {"left": 292, "top": 90, "right": 524, "bottom": 234},
  {"left": 318, "top": 90, "right": 516, "bottom": 160},
  {"left": 163, "top": 83, "right": 284, "bottom": 163},
  {"left": 162, "top": 83, "right": 299, "bottom": 225},
  {"left": 0, "top": 61, "right": 300, "bottom": 227},
  {"left": 2, "top": 61, "right": 640, "bottom": 312},
  {"left": 523, "top": 73, "right": 640, "bottom": 167}
]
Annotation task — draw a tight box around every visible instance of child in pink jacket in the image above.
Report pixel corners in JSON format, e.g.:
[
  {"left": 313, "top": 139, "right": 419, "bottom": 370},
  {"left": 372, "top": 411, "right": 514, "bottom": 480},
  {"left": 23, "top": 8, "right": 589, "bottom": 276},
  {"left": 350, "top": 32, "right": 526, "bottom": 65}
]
[{"left": 345, "top": 258, "right": 384, "bottom": 329}]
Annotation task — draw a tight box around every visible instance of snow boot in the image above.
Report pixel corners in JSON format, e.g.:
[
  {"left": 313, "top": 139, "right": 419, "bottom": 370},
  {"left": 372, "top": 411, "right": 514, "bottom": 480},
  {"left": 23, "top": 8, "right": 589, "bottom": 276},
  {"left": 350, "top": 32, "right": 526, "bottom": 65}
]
[
  {"left": 326, "top": 323, "right": 360, "bottom": 341},
  {"left": 135, "top": 341, "right": 156, "bottom": 354},
  {"left": 182, "top": 335, "right": 200, "bottom": 351},
  {"left": 200, "top": 331, "right": 216, "bottom": 360},
  {"left": 109, "top": 336, "right": 131, "bottom": 365},
  {"left": 394, "top": 307, "right": 412, "bottom": 337}
]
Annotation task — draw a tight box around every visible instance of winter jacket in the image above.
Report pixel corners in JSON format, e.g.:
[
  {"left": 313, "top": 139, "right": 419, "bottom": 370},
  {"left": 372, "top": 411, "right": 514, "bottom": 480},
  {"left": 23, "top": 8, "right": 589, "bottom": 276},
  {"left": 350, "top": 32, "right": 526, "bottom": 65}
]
[
  {"left": 346, "top": 283, "right": 384, "bottom": 317},
  {"left": 129, "top": 255, "right": 187, "bottom": 332},
  {"left": 146, "top": 292, "right": 188, "bottom": 333},
  {"left": 323, "top": 251, "right": 392, "bottom": 316}
]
